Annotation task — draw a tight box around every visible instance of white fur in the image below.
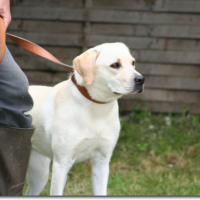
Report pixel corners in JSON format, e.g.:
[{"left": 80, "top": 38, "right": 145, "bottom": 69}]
[{"left": 25, "top": 43, "right": 144, "bottom": 196}]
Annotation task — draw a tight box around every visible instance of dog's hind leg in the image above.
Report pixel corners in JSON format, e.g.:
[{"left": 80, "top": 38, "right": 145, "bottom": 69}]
[{"left": 26, "top": 148, "right": 51, "bottom": 195}]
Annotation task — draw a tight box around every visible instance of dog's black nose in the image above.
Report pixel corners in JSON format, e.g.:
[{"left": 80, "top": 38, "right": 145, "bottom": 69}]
[{"left": 134, "top": 76, "right": 145, "bottom": 85}]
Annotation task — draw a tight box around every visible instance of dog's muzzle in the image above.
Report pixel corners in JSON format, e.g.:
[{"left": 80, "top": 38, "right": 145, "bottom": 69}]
[{"left": 113, "top": 75, "right": 145, "bottom": 95}]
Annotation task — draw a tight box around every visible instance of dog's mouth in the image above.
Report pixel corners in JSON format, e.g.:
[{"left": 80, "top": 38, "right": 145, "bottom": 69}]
[
  {"left": 138, "top": 89, "right": 143, "bottom": 93},
  {"left": 134, "top": 84, "right": 144, "bottom": 94},
  {"left": 113, "top": 92, "right": 122, "bottom": 95},
  {"left": 113, "top": 89, "right": 143, "bottom": 95},
  {"left": 113, "top": 85, "right": 144, "bottom": 95}
]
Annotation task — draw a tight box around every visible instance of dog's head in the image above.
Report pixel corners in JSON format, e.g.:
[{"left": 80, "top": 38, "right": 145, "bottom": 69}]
[{"left": 73, "top": 42, "right": 144, "bottom": 102}]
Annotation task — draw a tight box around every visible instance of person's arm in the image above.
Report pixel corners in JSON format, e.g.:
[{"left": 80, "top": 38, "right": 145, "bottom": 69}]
[{"left": 0, "top": 0, "right": 11, "bottom": 30}]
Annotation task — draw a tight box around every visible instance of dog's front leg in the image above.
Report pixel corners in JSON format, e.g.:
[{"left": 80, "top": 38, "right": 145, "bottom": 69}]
[
  {"left": 90, "top": 155, "right": 110, "bottom": 196},
  {"left": 50, "top": 157, "right": 75, "bottom": 195}
]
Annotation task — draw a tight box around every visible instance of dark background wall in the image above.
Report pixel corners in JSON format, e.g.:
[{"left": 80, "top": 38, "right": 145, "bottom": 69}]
[{"left": 7, "top": 0, "right": 200, "bottom": 114}]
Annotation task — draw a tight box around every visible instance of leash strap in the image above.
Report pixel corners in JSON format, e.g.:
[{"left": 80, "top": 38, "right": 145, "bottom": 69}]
[
  {"left": 0, "top": 17, "right": 74, "bottom": 72},
  {"left": 0, "top": 17, "right": 108, "bottom": 104},
  {"left": 0, "top": 18, "right": 6, "bottom": 63}
]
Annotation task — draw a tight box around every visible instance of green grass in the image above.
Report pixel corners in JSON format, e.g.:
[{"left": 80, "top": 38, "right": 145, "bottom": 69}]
[{"left": 23, "top": 106, "right": 200, "bottom": 196}]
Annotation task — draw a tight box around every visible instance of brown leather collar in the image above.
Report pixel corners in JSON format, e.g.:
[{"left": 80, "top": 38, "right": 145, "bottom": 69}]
[{"left": 71, "top": 74, "right": 108, "bottom": 104}]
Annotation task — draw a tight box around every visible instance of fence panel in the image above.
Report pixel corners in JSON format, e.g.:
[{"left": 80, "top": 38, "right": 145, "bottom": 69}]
[{"left": 8, "top": 0, "right": 200, "bottom": 114}]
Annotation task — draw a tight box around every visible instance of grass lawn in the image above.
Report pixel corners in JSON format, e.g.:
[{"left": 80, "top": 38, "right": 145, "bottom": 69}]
[{"left": 23, "top": 106, "right": 200, "bottom": 196}]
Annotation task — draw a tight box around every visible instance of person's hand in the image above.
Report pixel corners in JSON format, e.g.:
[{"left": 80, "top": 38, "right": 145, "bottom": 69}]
[{"left": 0, "top": 0, "right": 11, "bottom": 30}]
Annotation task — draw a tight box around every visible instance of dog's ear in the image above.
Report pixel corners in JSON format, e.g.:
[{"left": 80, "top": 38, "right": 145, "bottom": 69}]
[{"left": 73, "top": 49, "right": 100, "bottom": 86}]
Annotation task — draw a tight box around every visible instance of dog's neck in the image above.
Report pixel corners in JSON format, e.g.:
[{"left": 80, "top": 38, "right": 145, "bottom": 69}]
[
  {"left": 71, "top": 74, "right": 108, "bottom": 104},
  {"left": 71, "top": 72, "right": 122, "bottom": 103}
]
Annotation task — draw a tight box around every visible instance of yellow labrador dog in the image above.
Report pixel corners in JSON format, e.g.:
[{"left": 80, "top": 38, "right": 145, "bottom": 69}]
[{"left": 25, "top": 42, "right": 145, "bottom": 196}]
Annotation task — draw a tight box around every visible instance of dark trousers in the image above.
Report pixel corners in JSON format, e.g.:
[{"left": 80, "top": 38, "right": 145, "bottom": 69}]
[
  {"left": 0, "top": 47, "right": 33, "bottom": 128},
  {"left": 0, "top": 46, "right": 34, "bottom": 196}
]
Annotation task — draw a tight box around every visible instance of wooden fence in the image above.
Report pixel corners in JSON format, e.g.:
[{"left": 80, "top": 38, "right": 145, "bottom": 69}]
[{"left": 7, "top": 0, "right": 200, "bottom": 114}]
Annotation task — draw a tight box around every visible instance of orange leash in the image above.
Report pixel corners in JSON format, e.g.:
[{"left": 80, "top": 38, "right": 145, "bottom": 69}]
[
  {"left": 0, "top": 18, "right": 6, "bottom": 63},
  {"left": 0, "top": 17, "right": 74, "bottom": 72},
  {"left": 0, "top": 17, "right": 108, "bottom": 104}
]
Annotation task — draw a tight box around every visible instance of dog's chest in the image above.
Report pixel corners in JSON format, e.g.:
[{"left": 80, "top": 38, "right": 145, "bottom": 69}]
[
  {"left": 72, "top": 119, "right": 120, "bottom": 163},
  {"left": 47, "top": 92, "right": 120, "bottom": 162},
  {"left": 73, "top": 136, "right": 114, "bottom": 163},
  {"left": 74, "top": 138, "right": 102, "bottom": 163}
]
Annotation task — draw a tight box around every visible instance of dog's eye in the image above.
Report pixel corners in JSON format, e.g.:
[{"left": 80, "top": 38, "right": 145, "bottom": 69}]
[
  {"left": 110, "top": 62, "right": 121, "bottom": 69},
  {"left": 132, "top": 60, "right": 136, "bottom": 66}
]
